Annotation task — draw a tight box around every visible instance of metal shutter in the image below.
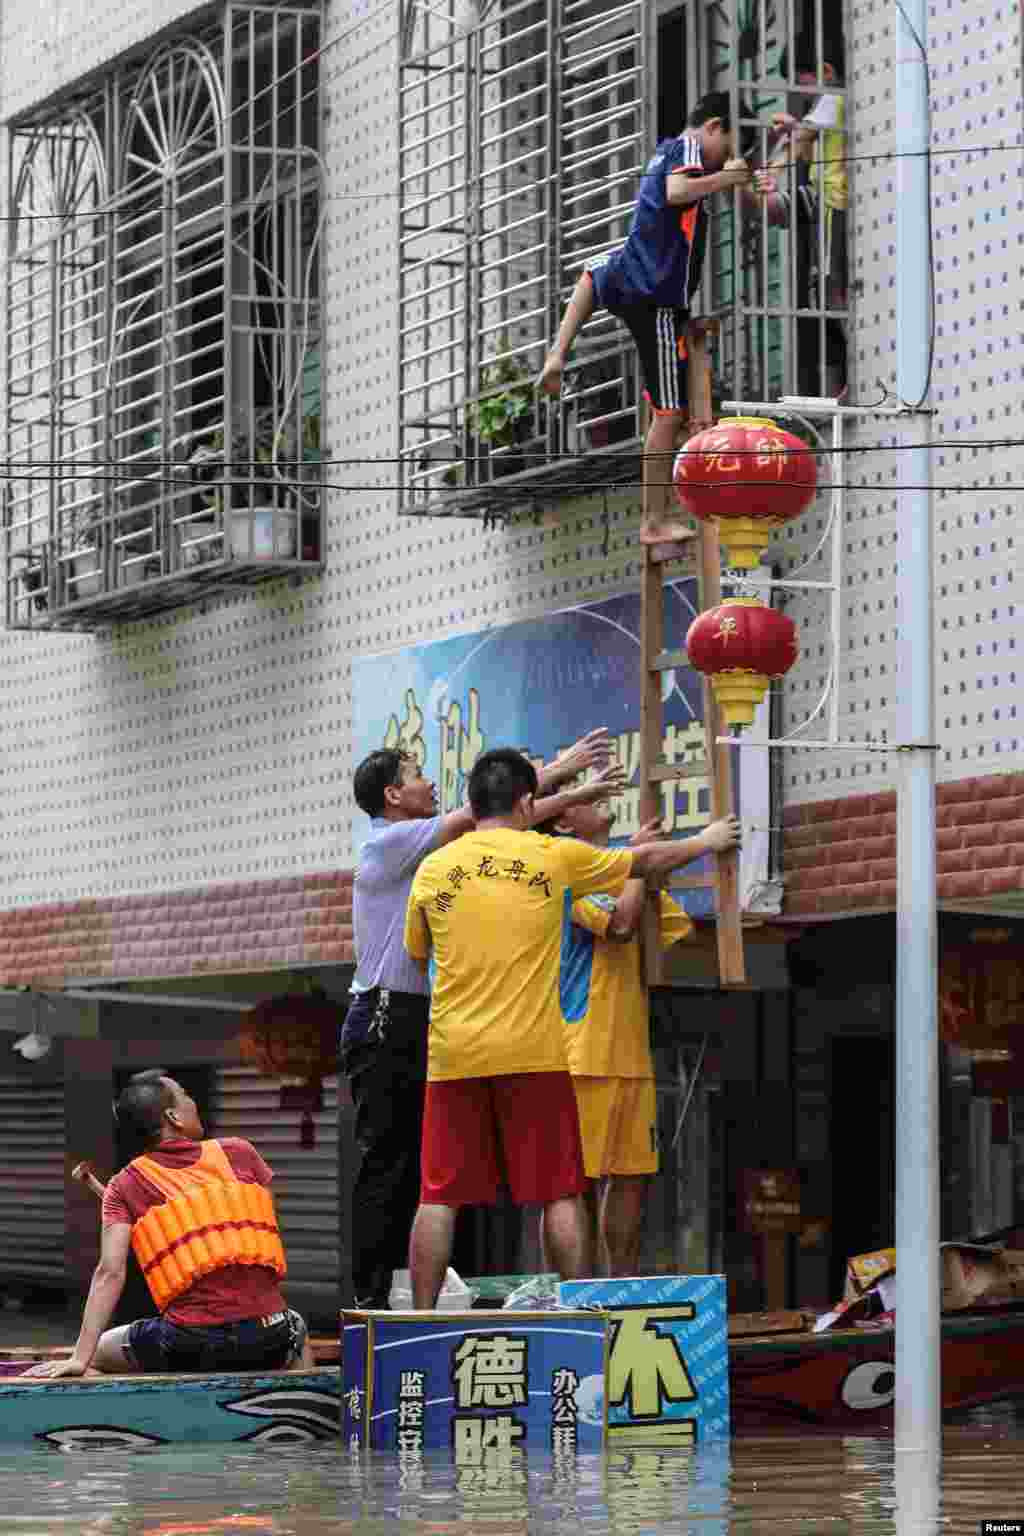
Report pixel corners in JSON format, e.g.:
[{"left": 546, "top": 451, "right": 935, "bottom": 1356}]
[
  {"left": 0, "top": 1074, "right": 65, "bottom": 1283},
  {"left": 210, "top": 1067, "right": 339, "bottom": 1309}
]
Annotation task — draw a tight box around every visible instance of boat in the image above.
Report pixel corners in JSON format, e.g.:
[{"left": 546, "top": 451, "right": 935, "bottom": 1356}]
[
  {"left": 0, "top": 1342, "right": 341, "bottom": 1449},
  {"left": 729, "top": 1308, "right": 1024, "bottom": 1432},
  {"left": 3, "top": 1304, "right": 1022, "bottom": 1446}
]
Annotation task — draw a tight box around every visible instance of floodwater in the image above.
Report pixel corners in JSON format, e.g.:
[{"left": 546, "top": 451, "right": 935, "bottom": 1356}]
[{"left": 0, "top": 1418, "right": 1020, "bottom": 1536}]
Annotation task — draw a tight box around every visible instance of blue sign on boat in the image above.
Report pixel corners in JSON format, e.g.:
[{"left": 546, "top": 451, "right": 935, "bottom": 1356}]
[
  {"left": 341, "top": 1310, "right": 609, "bottom": 1451},
  {"left": 558, "top": 1276, "right": 730, "bottom": 1443}
]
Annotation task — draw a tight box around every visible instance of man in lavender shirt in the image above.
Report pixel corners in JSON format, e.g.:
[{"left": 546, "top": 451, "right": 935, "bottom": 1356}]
[{"left": 343, "top": 731, "right": 620, "bottom": 1307}]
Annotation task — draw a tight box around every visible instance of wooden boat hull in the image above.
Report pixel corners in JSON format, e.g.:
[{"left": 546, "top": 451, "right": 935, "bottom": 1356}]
[
  {"left": 1, "top": 1311, "right": 1020, "bottom": 1445},
  {"left": 730, "top": 1311, "right": 1024, "bottom": 1432},
  {"left": 0, "top": 1366, "right": 340, "bottom": 1448}
]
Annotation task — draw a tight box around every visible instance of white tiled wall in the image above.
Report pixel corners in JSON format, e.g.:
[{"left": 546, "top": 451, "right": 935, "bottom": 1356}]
[
  {"left": 776, "top": 0, "right": 1022, "bottom": 801},
  {"left": 0, "top": 0, "right": 1020, "bottom": 910}
]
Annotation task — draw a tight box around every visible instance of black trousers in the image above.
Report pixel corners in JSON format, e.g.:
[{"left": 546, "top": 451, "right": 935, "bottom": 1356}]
[{"left": 341, "top": 988, "right": 428, "bottom": 1308}]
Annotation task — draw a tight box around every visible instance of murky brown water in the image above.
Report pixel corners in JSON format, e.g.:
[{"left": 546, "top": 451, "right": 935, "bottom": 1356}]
[{"left": 0, "top": 1418, "right": 1020, "bottom": 1535}]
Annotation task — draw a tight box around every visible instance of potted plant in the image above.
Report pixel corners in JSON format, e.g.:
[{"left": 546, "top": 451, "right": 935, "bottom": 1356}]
[
  {"left": 466, "top": 337, "right": 536, "bottom": 478},
  {"left": 62, "top": 500, "right": 103, "bottom": 601},
  {"left": 231, "top": 409, "right": 299, "bottom": 561},
  {"left": 183, "top": 426, "right": 231, "bottom": 568}
]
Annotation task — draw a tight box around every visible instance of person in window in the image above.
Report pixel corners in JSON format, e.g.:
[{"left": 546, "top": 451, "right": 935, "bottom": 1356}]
[
  {"left": 27, "top": 1071, "right": 314, "bottom": 1378},
  {"left": 751, "top": 42, "right": 848, "bottom": 398},
  {"left": 537, "top": 92, "right": 750, "bottom": 548}
]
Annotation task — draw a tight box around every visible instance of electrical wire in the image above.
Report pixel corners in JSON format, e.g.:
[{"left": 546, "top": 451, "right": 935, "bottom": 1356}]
[
  {"left": 3, "top": 468, "right": 1024, "bottom": 494},
  {"left": 10, "top": 434, "right": 1024, "bottom": 469},
  {"left": 2, "top": 135, "right": 1020, "bottom": 223}
]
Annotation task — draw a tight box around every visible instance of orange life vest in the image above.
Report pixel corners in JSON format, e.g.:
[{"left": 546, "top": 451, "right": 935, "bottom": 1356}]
[{"left": 129, "top": 1139, "right": 287, "bottom": 1312}]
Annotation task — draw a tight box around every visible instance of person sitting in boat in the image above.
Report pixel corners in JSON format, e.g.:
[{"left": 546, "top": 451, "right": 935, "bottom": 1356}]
[{"left": 28, "top": 1070, "right": 315, "bottom": 1378}]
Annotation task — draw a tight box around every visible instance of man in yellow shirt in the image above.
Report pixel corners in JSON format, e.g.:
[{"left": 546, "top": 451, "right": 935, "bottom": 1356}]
[
  {"left": 403, "top": 748, "right": 740, "bottom": 1307},
  {"left": 551, "top": 801, "right": 695, "bottom": 1275}
]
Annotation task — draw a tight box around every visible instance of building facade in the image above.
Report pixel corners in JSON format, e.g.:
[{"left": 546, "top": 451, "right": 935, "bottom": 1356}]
[{"left": 0, "top": 0, "right": 1020, "bottom": 1316}]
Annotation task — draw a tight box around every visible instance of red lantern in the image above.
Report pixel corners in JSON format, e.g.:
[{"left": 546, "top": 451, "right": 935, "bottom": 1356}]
[
  {"left": 686, "top": 598, "right": 798, "bottom": 728},
  {"left": 673, "top": 416, "right": 817, "bottom": 569},
  {"left": 238, "top": 992, "right": 338, "bottom": 1093}
]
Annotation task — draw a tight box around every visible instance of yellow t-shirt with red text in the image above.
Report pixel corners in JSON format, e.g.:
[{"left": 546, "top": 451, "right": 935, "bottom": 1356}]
[
  {"left": 561, "top": 891, "right": 693, "bottom": 1078},
  {"left": 404, "top": 828, "right": 633, "bottom": 1082}
]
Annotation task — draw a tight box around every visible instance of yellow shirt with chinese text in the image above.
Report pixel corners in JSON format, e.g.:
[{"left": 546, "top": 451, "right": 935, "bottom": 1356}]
[
  {"left": 404, "top": 828, "right": 633, "bottom": 1081},
  {"left": 561, "top": 891, "right": 694, "bottom": 1078}
]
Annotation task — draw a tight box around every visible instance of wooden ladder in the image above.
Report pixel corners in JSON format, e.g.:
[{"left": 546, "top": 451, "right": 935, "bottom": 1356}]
[{"left": 639, "top": 321, "right": 745, "bottom": 987}]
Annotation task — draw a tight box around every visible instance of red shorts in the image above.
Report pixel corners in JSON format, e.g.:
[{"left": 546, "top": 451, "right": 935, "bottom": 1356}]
[{"left": 420, "top": 1072, "right": 587, "bottom": 1207}]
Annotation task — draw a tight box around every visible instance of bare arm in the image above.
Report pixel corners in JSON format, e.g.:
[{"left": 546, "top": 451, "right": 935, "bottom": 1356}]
[
  {"left": 605, "top": 879, "right": 647, "bottom": 942},
  {"left": 667, "top": 161, "right": 750, "bottom": 206},
  {"left": 749, "top": 170, "right": 790, "bottom": 229},
  {"left": 532, "top": 762, "right": 626, "bottom": 827},
  {"left": 31, "top": 1223, "right": 131, "bottom": 1377},
  {"left": 628, "top": 815, "right": 741, "bottom": 879},
  {"left": 436, "top": 805, "right": 477, "bottom": 848},
  {"left": 437, "top": 728, "right": 614, "bottom": 846},
  {"left": 603, "top": 816, "right": 669, "bottom": 941},
  {"left": 535, "top": 728, "right": 612, "bottom": 795}
]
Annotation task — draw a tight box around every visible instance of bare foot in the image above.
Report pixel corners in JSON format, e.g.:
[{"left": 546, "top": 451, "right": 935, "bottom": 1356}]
[
  {"left": 537, "top": 350, "right": 564, "bottom": 397},
  {"left": 639, "top": 523, "right": 698, "bottom": 547}
]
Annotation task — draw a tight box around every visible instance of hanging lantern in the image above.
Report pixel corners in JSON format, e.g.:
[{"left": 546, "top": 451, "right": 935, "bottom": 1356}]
[
  {"left": 686, "top": 598, "right": 798, "bottom": 728},
  {"left": 238, "top": 988, "right": 339, "bottom": 1144},
  {"left": 673, "top": 416, "right": 817, "bottom": 569}
]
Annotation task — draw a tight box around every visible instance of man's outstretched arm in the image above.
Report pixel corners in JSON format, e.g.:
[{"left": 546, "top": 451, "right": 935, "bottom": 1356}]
[
  {"left": 436, "top": 727, "right": 616, "bottom": 847},
  {"left": 629, "top": 815, "right": 741, "bottom": 879}
]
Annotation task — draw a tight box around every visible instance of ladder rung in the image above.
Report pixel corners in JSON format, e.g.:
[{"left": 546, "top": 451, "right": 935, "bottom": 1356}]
[
  {"left": 650, "top": 648, "right": 689, "bottom": 672},
  {"left": 668, "top": 874, "right": 718, "bottom": 890},
  {"left": 645, "top": 540, "right": 697, "bottom": 566},
  {"left": 647, "top": 761, "right": 707, "bottom": 782}
]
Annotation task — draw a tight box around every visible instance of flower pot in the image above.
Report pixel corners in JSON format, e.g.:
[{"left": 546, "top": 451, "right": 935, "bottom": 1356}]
[
  {"left": 231, "top": 505, "right": 298, "bottom": 560},
  {"left": 119, "top": 550, "right": 161, "bottom": 586},
  {"left": 177, "top": 518, "right": 219, "bottom": 568},
  {"left": 69, "top": 550, "right": 102, "bottom": 600}
]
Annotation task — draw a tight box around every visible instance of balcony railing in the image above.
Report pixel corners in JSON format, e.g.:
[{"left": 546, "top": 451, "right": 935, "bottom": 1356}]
[
  {"left": 396, "top": 0, "right": 848, "bottom": 521},
  {"left": 4, "top": 2, "right": 324, "bottom": 630}
]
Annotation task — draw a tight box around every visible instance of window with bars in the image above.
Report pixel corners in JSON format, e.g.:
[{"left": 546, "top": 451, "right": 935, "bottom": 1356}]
[
  {"left": 4, "top": 2, "right": 323, "bottom": 631},
  {"left": 396, "top": 0, "right": 847, "bottom": 520},
  {"left": 397, "top": 0, "right": 648, "bottom": 519}
]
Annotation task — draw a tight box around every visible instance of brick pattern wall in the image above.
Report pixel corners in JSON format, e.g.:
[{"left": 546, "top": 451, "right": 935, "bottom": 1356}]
[
  {"left": 0, "top": 871, "right": 353, "bottom": 987},
  {"left": 784, "top": 773, "right": 1024, "bottom": 915}
]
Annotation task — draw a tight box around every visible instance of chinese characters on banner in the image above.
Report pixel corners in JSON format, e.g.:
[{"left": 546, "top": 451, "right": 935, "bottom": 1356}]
[
  {"left": 558, "top": 1276, "right": 730, "bottom": 1443},
  {"left": 341, "top": 1312, "right": 608, "bottom": 1451},
  {"left": 397, "top": 1368, "right": 425, "bottom": 1454},
  {"left": 452, "top": 1334, "right": 528, "bottom": 1456},
  {"left": 352, "top": 592, "right": 771, "bottom": 918}
]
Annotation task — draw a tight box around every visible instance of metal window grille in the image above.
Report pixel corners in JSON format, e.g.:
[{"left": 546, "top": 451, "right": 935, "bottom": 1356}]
[
  {"left": 397, "top": 0, "right": 648, "bottom": 519},
  {"left": 703, "top": 0, "right": 848, "bottom": 404},
  {"left": 4, "top": 2, "right": 324, "bottom": 631},
  {"left": 396, "top": 0, "right": 847, "bottom": 521}
]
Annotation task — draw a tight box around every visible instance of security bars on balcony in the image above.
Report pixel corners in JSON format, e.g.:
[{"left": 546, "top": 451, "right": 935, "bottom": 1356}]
[
  {"left": 397, "top": 0, "right": 648, "bottom": 519},
  {"left": 396, "top": 0, "right": 847, "bottom": 521},
  {"left": 4, "top": 1, "right": 323, "bottom": 631}
]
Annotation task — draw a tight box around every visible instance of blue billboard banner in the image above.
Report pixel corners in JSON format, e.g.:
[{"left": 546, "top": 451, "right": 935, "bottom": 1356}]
[
  {"left": 342, "top": 1310, "right": 609, "bottom": 1452},
  {"left": 342, "top": 1318, "right": 369, "bottom": 1449},
  {"left": 558, "top": 1276, "right": 730, "bottom": 1443},
  {"left": 351, "top": 588, "right": 770, "bottom": 917}
]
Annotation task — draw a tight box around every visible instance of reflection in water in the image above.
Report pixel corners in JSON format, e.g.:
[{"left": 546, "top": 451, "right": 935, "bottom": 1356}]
[{"left": 0, "top": 1422, "right": 1019, "bottom": 1534}]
